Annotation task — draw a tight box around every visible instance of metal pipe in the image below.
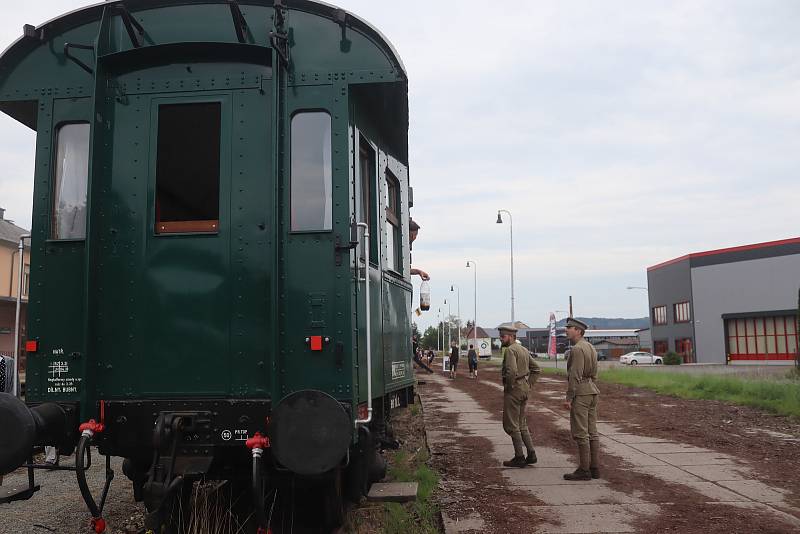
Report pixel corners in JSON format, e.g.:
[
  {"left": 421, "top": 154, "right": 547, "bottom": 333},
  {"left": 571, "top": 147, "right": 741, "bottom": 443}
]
[
  {"left": 12, "top": 235, "right": 30, "bottom": 398},
  {"left": 355, "top": 222, "right": 372, "bottom": 425},
  {"left": 450, "top": 284, "right": 461, "bottom": 351}
]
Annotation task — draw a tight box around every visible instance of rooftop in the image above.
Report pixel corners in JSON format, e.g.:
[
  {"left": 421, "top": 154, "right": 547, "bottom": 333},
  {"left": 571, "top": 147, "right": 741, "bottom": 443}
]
[
  {"left": 647, "top": 236, "right": 800, "bottom": 272},
  {"left": 0, "top": 209, "right": 29, "bottom": 246}
]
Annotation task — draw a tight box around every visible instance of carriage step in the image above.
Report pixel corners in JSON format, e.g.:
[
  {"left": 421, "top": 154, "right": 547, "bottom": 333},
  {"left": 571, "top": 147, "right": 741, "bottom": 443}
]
[{"left": 366, "top": 482, "right": 418, "bottom": 503}]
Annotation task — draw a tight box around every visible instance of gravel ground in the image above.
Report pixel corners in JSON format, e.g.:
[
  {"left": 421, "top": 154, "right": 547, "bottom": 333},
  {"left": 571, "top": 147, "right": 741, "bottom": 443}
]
[{"left": 0, "top": 451, "right": 143, "bottom": 534}]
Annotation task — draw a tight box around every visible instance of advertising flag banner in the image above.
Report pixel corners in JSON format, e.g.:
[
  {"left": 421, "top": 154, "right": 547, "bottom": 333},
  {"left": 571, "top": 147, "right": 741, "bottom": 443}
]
[{"left": 548, "top": 312, "right": 557, "bottom": 358}]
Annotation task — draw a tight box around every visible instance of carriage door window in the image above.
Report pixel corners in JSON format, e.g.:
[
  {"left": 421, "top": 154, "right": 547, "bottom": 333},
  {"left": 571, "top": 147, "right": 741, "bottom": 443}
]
[
  {"left": 291, "top": 111, "right": 332, "bottom": 231},
  {"left": 155, "top": 102, "right": 221, "bottom": 234},
  {"left": 385, "top": 172, "right": 401, "bottom": 272},
  {"left": 52, "top": 122, "right": 90, "bottom": 239},
  {"left": 358, "top": 137, "right": 377, "bottom": 261}
]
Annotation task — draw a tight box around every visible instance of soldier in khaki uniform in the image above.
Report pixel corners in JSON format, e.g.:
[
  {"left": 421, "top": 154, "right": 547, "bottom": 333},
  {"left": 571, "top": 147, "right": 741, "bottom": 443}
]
[
  {"left": 562, "top": 318, "right": 601, "bottom": 481},
  {"left": 499, "top": 325, "right": 541, "bottom": 468}
]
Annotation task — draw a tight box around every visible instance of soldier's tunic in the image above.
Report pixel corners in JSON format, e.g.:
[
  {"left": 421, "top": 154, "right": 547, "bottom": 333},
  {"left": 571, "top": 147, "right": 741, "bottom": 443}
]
[
  {"left": 501, "top": 343, "right": 541, "bottom": 454},
  {"left": 566, "top": 339, "right": 600, "bottom": 445}
]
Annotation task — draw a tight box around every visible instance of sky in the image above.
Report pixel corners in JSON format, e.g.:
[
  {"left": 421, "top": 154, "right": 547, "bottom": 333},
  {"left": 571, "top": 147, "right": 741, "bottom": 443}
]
[{"left": 1, "top": 1, "right": 798, "bottom": 332}]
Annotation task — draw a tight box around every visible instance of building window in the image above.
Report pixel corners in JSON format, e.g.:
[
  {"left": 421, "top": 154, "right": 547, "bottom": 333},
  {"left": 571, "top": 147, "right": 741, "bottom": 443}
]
[
  {"left": 673, "top": 301, "right": 691, "bottom": 323},
  {"left": 653, "top": 339, "right": 668, "bottom": 355},
  {"left": 675, "top": 338, "right": 693, "bottom": 361},
  {"left": 652, "top": 305, "right": 667, "bottom": 325},
  {"left": 726, "top": 315, "right": 798, "bottom": 360},
  {"left": 385, "top": 171, "right": 401, "bottom": 272},
  {"left": 156, "top": 102, "right": 221, "bottom": 234},
  {"left": 290, "top": 111, "right": 332, "bottom": 232},
  {"left": 52, "top": 122, "right": 90, "bottom": 240}
]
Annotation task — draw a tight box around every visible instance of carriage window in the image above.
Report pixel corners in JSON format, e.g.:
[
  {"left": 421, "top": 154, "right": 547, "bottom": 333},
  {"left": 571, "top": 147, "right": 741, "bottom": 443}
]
[
  {"left": 155, "top": 102, "right": 221, "bottom": 234},
  {"left": 358, "top": 137, "right": 377, "bottom": 260},
  {"left": 291, "top": 112, "right": 332, "bottom": 231},
  {"left": 52, "top": 122, "right": 90, "bottom": 240},
  {"left": 385, "top": 172, "right": 401, "bottom": 272}
]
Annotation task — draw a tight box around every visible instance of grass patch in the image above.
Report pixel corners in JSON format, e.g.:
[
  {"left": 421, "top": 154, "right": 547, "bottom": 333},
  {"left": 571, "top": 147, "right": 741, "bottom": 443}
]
[
  {"left": 598, "top": 368, "right": 800, "bottom": 418},
  {"left": 541, "top": 366, "right": 566, "bottom": 376},
  {"left": 383, "top": 447, "right": 440, "bottom": 534}
]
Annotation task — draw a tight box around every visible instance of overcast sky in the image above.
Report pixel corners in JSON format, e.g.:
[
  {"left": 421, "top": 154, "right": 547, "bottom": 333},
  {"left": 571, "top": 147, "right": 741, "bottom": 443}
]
[{"left": 1, "top": 1, "right": 798, "bottom": 332}]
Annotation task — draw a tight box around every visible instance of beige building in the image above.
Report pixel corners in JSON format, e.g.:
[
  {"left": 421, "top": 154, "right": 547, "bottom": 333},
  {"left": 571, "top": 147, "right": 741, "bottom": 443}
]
[{"left": 0, "top": 207, "right": 30, "bottom": 358}]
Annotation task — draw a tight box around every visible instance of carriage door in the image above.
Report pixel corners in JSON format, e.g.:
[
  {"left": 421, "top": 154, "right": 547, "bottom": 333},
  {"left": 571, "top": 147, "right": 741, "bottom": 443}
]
[{"left": 96, "top": 82, "right": 273, "bottom": 398}]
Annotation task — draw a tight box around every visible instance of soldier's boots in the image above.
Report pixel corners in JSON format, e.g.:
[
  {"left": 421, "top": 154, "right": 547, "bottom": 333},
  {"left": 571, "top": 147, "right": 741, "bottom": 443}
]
[
  {"left": 563, "top": 468, "right": 592, "bottom": 481},
  {"left": 521, "top": 429, "right": 536, "bottom": 465},
  {"left": 503, "top": 456, "right": 528, "bottom": 468},
  {"left": 564, "top": 442, "right": 592, "bottom": 481},
  {"left": 590, "top": 440, "right": 600, "bottom": 479}
]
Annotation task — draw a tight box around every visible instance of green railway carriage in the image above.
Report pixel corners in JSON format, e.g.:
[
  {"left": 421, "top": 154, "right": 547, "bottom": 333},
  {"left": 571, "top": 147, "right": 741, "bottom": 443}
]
[{"left": 0, "top": 1, "right": 415, "bottom": 530}]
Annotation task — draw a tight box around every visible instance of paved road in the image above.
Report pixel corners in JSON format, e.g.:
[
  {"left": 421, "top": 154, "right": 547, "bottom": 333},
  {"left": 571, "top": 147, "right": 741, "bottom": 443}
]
[{"left": 421, "top": 372, "right": 800, "bottom": 533}]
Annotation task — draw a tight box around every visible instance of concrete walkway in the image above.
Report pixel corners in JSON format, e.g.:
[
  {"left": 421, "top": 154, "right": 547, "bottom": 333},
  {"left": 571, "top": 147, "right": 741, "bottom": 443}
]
[{"left": 422, "top": 373, "right": 800, "bottom": 533}]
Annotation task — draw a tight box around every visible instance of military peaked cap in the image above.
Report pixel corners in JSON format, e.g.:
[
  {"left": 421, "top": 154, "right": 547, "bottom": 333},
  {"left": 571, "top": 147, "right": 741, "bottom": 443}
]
[
  {"left": 497, "top": 323, "right": 518, "bottom": 334},
  {"left": 565, "top": 317, "right": 588, "bottom": 330}
]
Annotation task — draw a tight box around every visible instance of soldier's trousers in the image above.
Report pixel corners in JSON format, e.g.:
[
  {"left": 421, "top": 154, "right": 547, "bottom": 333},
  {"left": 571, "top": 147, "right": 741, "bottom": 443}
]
[
  {"left": 503, "top": 386, "right": 534, "bottom": 456},
  {"left": 570, "top": 394, "right": 599, "bottom": 446}
]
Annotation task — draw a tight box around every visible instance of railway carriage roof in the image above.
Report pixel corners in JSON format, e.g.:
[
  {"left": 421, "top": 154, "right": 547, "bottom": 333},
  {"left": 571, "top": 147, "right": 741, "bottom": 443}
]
[{"left": 0, "top": 0, "right": 407, "bottom": 81}]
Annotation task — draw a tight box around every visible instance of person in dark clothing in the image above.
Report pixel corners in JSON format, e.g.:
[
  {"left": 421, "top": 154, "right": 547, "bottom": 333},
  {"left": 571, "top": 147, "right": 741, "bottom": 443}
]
[
  {"left": 449, "top": 341, "right": 460, "bottom": 379},
  {"left": 467, "top": 344, "right": 478, "bottom": 379},
  {"left": 427, "top": 349, "right": 435, "bottom": 365},
  {"left": 412, "top": 337, "right": 434, "bottom": 373}
]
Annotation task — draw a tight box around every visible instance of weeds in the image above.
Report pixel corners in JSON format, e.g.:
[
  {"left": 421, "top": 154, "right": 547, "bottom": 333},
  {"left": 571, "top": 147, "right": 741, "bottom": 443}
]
[{"left": 382, "top": 434, "right": 440, "bottom": 533}]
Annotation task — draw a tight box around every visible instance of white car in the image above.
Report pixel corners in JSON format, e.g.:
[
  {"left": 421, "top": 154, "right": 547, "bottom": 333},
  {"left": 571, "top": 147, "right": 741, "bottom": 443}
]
[{"left": 619, "top": 351, "right": 663, "bottom": 365}]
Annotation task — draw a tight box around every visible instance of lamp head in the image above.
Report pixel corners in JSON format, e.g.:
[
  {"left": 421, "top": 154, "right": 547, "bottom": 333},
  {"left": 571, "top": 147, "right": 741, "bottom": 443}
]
[
  {"left": 450, "top": 285, "right": 455, "bottom": 292},
  {"left": 496, "top": 212, "right": 503, "bottom": 224}
]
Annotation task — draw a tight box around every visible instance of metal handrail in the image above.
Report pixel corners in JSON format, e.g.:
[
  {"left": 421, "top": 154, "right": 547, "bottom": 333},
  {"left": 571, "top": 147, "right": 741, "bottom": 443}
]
[{"left": 354, "top": 222, "right": 372, "bottom": 425}]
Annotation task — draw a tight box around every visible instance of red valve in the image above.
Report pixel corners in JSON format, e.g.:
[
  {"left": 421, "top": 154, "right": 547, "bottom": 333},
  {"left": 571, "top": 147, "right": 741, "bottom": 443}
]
[
  {"left": 245, "top": 432, "right": 270, "bottom": 450},
  {"left": 79, "top": 419, "right": 105, "bottom": 434},
  {"left": 90, "top": 517, "right": 106, "bottom": 533}
]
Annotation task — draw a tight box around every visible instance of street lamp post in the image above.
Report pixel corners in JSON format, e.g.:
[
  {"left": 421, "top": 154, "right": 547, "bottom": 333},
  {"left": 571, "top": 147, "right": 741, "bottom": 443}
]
[
  {"left": 466, "top": 260, "right": 477, "bottom": 355},
  {"left": 444, "top": 298, "right": 452, "bottom": 347},
  {"left": 437, "top": 308, "right": 442, "bottom": 356},
  {"left": 496, "top": 209, "right": 515, "bottom": 324},
  {"left": 450, "top": 284, "right": 461, "bottom": 351}
]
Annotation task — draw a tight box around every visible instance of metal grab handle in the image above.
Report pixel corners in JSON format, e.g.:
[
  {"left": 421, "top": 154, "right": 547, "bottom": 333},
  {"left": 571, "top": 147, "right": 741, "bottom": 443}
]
[
  {"left": 354, "top": 222, "right": 372, "bottom": 425},
  {"left": 63, "top": 43, "right": 94, "bottom": 74}
]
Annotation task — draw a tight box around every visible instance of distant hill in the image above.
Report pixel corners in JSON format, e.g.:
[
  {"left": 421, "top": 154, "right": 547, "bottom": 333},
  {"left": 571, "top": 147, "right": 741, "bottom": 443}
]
[{"left": 554, "top": 317, "right": 649, "bottom": 330}]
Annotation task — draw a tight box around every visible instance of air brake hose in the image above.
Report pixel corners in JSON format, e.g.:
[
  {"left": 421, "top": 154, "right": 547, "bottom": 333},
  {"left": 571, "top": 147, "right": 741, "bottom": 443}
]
[
  {"left": 76, "top": 420, "right": 106, "bottom": 532},
  {"left": 76, "top": 435, "right": 101, "bottom": 518},
  {"left": 246, "top": 432, "right": 270, "bottom": 531}
]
